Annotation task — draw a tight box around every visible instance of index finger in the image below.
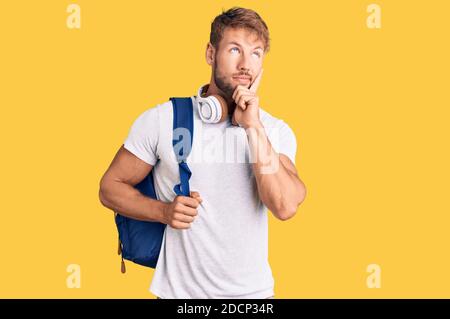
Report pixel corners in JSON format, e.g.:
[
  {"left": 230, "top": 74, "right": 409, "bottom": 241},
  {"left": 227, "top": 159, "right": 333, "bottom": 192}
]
[
  {"left": 179, "top": 196, "right": 200, "bottom": 208},
  {"left": 190, "top": 191, "right": 203, "bottom": 203},
  {"left": 249, "top": 68, "right": 263, "bottom": 93}
]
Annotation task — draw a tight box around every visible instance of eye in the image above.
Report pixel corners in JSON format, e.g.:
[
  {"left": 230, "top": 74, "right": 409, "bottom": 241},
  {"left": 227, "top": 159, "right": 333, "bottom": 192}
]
[
  {"left": 253, "top": 51, "right": 262, "bottom": 58},
  {"left": 230, "top": 47, "right": 240, "bottom": 53}
]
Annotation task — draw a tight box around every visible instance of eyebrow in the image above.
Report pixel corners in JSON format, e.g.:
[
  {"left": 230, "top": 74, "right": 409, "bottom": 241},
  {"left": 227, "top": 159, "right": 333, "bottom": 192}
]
[{"left": 226, "top": 41, "right": 263, "bottom": 51}]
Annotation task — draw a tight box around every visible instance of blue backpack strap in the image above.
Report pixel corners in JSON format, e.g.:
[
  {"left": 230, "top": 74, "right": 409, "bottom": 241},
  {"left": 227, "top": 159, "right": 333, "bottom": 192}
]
[{"left": 170, "top": 97, "right": 194, "bottom": 197}]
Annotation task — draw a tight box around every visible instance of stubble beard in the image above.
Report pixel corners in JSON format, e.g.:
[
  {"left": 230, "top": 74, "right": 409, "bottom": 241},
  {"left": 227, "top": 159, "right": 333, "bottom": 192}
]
[{"left": 213, "top": 60, "right": 235, "bottom": 102}]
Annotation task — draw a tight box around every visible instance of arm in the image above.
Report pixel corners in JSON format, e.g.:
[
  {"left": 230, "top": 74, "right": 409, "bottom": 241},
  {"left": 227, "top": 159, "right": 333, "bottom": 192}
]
[
  {"left": 99, "top": 145, "right": 202, "bottom": 229},
  {"left": 232, "top": 70, "right": 306, "bottom": 221},
  {"left": 246, "top": 123, "right": 307, "bottom": 221},
  {"left": 99, "top": 145, "right": 166, "bottom": 222}
]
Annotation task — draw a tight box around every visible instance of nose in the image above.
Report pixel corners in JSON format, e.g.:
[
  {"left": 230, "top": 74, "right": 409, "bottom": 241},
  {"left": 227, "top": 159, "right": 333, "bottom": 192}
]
[{"left": 237, "top": 53, "right": 251, "bottom": 73}]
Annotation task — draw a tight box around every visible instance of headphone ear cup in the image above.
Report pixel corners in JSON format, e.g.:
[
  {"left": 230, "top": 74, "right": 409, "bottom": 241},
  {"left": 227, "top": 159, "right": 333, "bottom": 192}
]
[
  {"left": 197, "top": 94, "right": 229, "bottom": 123},
  {"left": 210, "top": 94, "right": 229, "bottom": 123}
]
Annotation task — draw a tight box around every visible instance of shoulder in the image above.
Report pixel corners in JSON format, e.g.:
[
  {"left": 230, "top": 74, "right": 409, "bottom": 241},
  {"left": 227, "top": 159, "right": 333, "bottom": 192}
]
[
  {"left": 142, "top": 100, "right": 172, "bottom": 117},
  {"left": 259, "top": 107, "right": 296, "bottom": 137},
  {"left": 259, "top": 107, "right": 298, "bottom": 164},
  {"left": 131, "top": 100, "right": 173, "bottom": 124}
]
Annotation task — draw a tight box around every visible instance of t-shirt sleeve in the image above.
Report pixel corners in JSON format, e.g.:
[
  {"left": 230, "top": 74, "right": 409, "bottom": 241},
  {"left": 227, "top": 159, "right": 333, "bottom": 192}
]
[
  {"left": 123, "top": 106, "right": 159, "bottom": 166},
  {"left": 267, "top": 120, "right": 297, "bottom": 165}
]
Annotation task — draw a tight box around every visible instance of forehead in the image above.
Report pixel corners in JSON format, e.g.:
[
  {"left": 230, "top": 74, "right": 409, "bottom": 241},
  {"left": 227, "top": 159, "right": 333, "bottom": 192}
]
[{"left": 220, "top": 27, "right": 264, "bottom": 49}]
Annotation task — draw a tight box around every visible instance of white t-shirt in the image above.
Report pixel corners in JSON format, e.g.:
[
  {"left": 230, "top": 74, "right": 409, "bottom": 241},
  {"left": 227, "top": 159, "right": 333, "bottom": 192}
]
[{"left": 123, "top": 85, "right": 297, "bottom": 299}]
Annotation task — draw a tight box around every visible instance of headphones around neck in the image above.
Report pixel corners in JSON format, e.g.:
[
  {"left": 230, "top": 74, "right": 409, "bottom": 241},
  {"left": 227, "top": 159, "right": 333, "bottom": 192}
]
[{"left": 197, "top": 85, "right": 234, "bottom": 124}]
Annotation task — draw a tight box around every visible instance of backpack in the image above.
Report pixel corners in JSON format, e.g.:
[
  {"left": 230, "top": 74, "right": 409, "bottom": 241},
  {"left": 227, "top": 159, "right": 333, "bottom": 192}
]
[{"left": 114, "top": 97, "right": 194, "bottom": 273}]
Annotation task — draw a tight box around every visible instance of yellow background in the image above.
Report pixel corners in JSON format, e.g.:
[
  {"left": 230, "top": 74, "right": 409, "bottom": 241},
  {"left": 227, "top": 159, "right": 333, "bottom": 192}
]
[{"left": 0, "top": 0, "right": 449, "bottom": 298}]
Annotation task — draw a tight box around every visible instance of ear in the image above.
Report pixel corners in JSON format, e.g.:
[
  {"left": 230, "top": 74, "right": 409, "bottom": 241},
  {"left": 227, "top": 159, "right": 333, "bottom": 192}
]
[{"left": 205, "top": 42, "right": 215, "bottom": 66}]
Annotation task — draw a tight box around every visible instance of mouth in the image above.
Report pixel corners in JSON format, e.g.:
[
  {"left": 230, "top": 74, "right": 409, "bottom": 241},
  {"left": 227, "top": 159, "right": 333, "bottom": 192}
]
[{"left": 232, "top": 76, "right": 251, "bottom": 84}]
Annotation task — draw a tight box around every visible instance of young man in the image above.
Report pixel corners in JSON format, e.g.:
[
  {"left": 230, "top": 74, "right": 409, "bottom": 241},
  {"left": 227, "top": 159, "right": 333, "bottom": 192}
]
[{"left": 99, "top": 7, "right": 306, "bottom": 299}]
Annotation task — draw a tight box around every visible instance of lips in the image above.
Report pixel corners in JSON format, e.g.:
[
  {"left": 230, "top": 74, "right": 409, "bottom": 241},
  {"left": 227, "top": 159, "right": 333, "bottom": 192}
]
[{"left": 233, "top": 76, "right": 251, "bottom": 83}]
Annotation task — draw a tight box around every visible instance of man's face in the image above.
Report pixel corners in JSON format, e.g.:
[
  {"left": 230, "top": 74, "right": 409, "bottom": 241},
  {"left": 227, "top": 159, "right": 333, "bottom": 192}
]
[{"left": 208, "top": 28, "right": 265, "bottom": 99}]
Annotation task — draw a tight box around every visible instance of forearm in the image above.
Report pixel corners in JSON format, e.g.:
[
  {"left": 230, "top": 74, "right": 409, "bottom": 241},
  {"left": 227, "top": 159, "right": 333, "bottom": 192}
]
[
  {"left": 246, "top": 122, "right": 305, "bottom": 220},
  {"left": 99, "top": 180, "right": 167, "bottom": 223}
]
